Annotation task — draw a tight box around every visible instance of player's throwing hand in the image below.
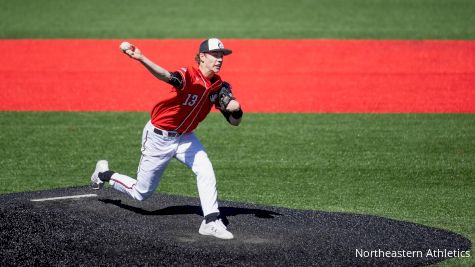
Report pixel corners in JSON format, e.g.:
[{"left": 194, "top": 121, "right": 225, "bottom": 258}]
[{"left": 120, "top": 41, "right": 142, "bottom": 60}]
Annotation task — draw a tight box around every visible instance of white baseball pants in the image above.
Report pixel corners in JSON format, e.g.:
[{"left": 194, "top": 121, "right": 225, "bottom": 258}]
[{"left": 109, "top": 121, "right": 219, "bottom": 217}]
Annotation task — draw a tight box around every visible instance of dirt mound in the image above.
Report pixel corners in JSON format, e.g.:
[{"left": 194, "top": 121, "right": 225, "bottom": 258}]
[{"left": 0, "top": 187, "right": 470, "bottom": 266}]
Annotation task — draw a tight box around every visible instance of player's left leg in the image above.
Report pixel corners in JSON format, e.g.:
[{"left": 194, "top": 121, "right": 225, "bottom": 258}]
[
  {"left": 175, "top": 132, "right": 219, "bottom": 217},
  {"left": 175, "top": 132, "right": 233, "bottom": 239}
]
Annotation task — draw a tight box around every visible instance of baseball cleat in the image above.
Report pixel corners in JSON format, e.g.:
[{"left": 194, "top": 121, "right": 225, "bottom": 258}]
[
  {"left": 198, "top": 219, "right": 234, "bottom": 240},
  {"left": 90, "top": 160, "right": 109, "bottom": 190}
]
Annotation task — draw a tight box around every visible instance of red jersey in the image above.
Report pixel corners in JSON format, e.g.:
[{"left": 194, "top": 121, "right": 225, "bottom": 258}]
[{"left": 150, "top": 66, "right": 222, "bottom": 133}]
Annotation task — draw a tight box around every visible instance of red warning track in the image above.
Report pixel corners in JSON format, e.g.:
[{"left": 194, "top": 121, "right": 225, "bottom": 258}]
[{"left": 0, "top": 39, "right": 473, "bottom": 113}]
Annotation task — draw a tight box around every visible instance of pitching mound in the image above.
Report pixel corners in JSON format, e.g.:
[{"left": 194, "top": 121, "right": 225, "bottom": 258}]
[{"left": 0, "top": 187, "right": 470, "bottom": 266}]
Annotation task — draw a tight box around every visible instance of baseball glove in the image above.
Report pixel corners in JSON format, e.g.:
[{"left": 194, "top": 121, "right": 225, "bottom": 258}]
[{"left": 217, "top": 81, "right": 235, "bottom": 110}]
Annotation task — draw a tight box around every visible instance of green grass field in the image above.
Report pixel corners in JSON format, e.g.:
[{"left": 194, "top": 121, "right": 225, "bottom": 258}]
[
  {"left": 0, "top": 112, "right": 474, "bottom": 265},
  {"left": 1, "top": 0, "right": 474, "bottom": 39}
]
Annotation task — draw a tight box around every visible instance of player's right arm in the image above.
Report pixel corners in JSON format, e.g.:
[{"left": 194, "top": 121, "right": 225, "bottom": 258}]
[{"left": 122, "top": 44, "right": 174, "bottom": 84}]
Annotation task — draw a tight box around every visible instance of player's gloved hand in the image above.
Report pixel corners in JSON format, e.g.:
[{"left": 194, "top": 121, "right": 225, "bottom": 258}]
[{"left": 218, "top": 82, "right": 240, "bottom": 112}]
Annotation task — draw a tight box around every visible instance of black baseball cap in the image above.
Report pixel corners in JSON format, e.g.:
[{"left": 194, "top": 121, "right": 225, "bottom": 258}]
[{"left": 199, "top": 38, "right": 232, "bottom": 56}]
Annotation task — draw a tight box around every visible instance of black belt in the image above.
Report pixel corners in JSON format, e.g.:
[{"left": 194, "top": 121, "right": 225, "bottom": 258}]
[{"left": 153, "top": 128, "right": 181, "bottom": 137}]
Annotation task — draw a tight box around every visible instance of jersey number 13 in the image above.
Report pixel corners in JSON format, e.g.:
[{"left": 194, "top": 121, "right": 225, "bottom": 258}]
[{"left": 183, "top": 94, "right": 198, "bottom": 106}]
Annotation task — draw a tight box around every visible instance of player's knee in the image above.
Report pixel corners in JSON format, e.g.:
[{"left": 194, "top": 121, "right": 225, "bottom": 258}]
[
  {"left": 133, "top": 190, "right": 153, "bottom": 201},
  {"left": 194, "top": 168, "right": 215, "bottom": 181},
  {"left": 195, "top": 169, "right": 217, "bottom": 185}
]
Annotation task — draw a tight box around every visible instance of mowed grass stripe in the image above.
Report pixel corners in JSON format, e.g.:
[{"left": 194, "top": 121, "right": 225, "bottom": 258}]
[{"left": 1, "top": 0, "right": 474, "bottom": 39}]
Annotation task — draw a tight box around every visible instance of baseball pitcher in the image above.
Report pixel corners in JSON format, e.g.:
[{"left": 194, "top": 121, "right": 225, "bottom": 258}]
[{"left": 91, "top": 38, "right": 243, "bottom": 239}]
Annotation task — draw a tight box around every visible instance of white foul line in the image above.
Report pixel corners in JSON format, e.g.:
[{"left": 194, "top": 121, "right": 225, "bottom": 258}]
[{"left": 30, "top": 194, "right": 98, "bottom": 202}]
